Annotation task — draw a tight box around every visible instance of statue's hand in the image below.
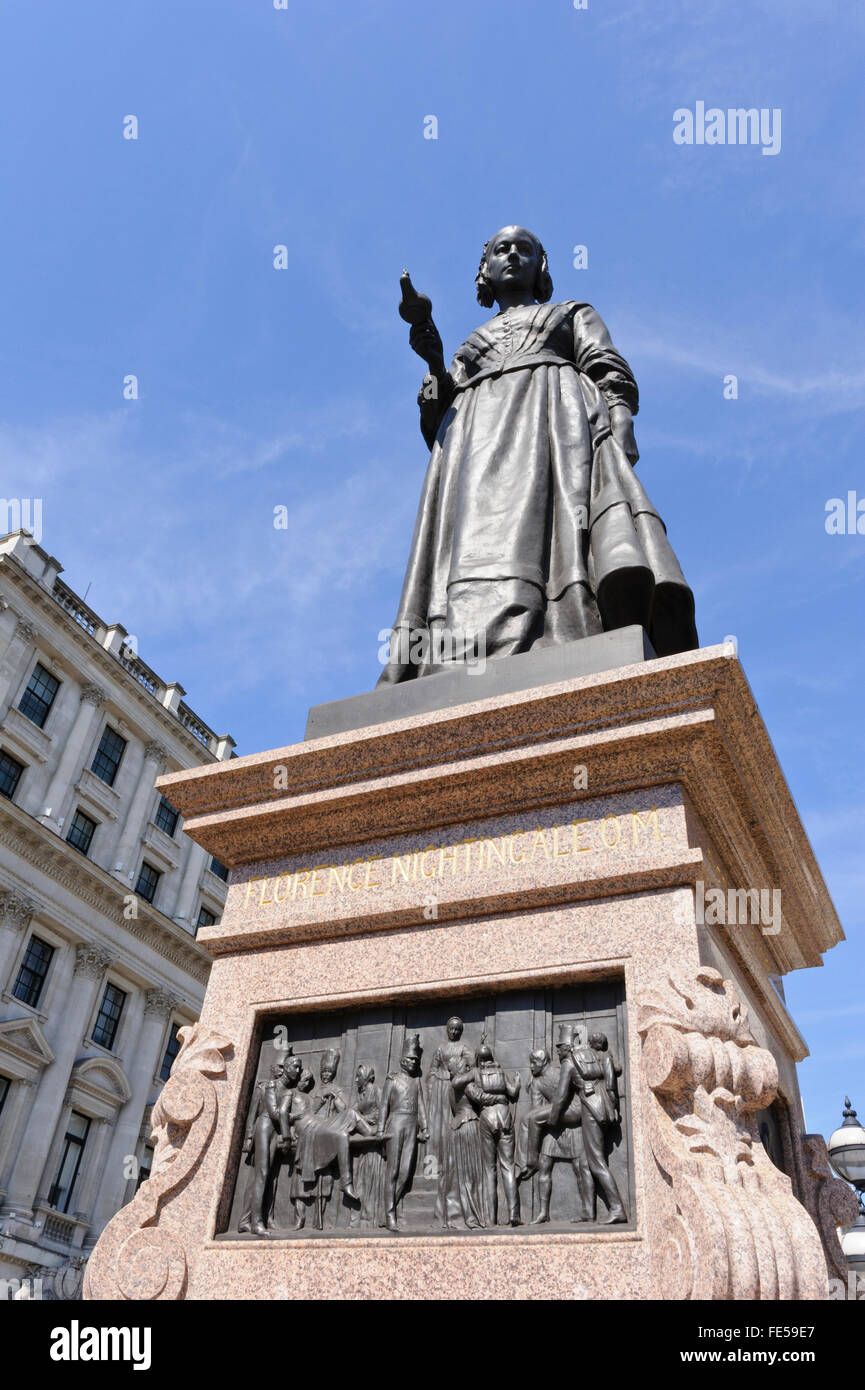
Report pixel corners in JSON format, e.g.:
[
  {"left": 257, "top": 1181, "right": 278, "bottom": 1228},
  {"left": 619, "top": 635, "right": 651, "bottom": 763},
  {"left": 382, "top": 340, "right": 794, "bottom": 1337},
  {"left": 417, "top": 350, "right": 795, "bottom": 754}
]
[
  {"left": 409, "top": 321, "right": 445, "bottom": 375},
  {"left": 609, "top": 404, "right": 639, "bottom": 465}
]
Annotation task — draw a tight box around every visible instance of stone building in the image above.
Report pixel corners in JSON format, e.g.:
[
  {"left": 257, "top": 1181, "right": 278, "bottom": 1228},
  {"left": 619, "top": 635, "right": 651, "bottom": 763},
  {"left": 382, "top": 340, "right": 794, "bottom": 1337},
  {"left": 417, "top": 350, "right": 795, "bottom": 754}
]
[{"left": 0, "top": 530, "right": 234, "bottom": 1290}]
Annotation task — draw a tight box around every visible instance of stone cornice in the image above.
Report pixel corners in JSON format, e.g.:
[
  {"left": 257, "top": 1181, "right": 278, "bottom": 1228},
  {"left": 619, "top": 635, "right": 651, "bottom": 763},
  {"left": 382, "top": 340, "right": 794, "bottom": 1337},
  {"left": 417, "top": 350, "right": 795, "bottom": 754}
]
[
  {"left": 0, "top": 799, "right": 212, "bottom": 985},
  {"left": 0, "top": 556, "right": 224, "bottom": 766},
  {"left": 158, "top": 646, "right": 843, "bottom": 988}
]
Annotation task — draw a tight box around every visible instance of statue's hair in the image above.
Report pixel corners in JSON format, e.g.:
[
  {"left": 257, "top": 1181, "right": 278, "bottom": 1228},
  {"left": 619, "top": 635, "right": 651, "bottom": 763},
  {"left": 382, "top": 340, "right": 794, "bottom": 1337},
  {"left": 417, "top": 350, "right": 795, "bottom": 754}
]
[{"left": 475, "top": 229, "right": 553, "bottom": 308}]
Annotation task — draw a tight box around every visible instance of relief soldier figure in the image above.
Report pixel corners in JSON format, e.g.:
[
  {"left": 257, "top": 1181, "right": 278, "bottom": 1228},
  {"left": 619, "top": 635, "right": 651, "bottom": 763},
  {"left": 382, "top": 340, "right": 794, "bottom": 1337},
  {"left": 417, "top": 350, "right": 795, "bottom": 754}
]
[
  {"left": 523, "top": 1024, "right": 627, "bottom": 1224},
  {"left": 589, "top": 1030, "right": 622, "bottom": 1121},
  {"left": 454, "top": 1037, "right": 521, "bottom": 1226},
  {"left": 377, "top": 1033, "right": 429, "bottom": 1231},
  {"left": 519, "top": 1047, "right": 593, "bottom": 1224},
  {"left": 239, "top": 1055, "right": 300, "bottom": 1237}
]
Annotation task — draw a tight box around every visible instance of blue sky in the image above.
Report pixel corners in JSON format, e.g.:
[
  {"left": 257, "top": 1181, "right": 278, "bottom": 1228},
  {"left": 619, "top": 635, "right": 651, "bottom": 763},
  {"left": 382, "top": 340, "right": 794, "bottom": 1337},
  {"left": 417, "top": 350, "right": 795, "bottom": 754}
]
[{"left": 0, "top": 0, "right": 862, "bottom": 1144}]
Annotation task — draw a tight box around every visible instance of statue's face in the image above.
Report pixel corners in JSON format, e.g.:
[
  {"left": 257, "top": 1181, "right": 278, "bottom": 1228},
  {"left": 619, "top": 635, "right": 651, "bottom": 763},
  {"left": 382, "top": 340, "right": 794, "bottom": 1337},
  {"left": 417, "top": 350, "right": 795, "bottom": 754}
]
[
  {"left": 284, "top": 1058, "right": 302, "bottom": 1086},
  {"left": 556, "top": 1043, "right": 570, "bottom": 1060},
  {"left": 270, "top": 1063, "right": 283, "bottom": 1080},
  {"left": 529, "top": 1054, "right": 546, "bottom": 1076},
  {"left": 446, "top": 1018, "right": 462, "bottom": 1041},
  {"left": 320, "top": 1064, "right": 336, "bottom": 1083},
  {"left": 589, "top": 1033, "right": 606, "bottom": 1051},
  {"left": 485, "top": 226, "right": 540, "bottom": 300},
  {"left": 401, "top": 1055, "right": 419, "bottom": 1076}
]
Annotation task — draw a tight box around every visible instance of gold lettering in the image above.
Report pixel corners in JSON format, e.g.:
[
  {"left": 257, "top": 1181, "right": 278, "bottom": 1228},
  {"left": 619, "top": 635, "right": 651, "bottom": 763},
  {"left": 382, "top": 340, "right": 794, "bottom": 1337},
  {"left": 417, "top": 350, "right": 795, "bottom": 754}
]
[
  {"left": 553, "top": 825, "right": 570, "bottom": 857},
  {"left": 632, "top": 806, "right": 662, "bottom": 846},
  {"left": 486, "top": 836, "right": 507, "bottom": 869},
  {"left": 530, "top": 828, "right": 551, "bottom": 862},
  {"left": 273, "top": 873, "right": 291, "bottom": 903},
  {"left": 245, "top": 876, "right": 264, "bottom": 907},
  {"left": 461, "top": 839, "right": 478, "bottom": 874},
  {"left": 392, "top": 854, "right": 412, "bottom": 885},
  {"left": 421, "top": 847, "right": 438, "bottom": 879},
  {"left": 348, "top": 859, "right": 364, "bottom": 891},
  {"left": 310, "top": 865, "right": 329, "bottom": 896},
  {"left": 259, "top": 877, "right": 274, "bottom": 906},
  {"left": 365, "top": 856, "right": 382, "bottom": 888},
  {"left": 572, "top": 819, "right": 591, "bottom": 853},
  {"left": 439, "top": 844, "right": 458, "bottom": 876},
  {"left": 509, "top": 833, "right": 526, "bottom": 864},
  {"left": 601, "top": 814, "right": 621, "bottom": 849},
  {"left": 293, "top": 868, "right": 311, "bottom": 899},
  {"left": 329, "top": 864, "right": 349, "bottom": 892}
]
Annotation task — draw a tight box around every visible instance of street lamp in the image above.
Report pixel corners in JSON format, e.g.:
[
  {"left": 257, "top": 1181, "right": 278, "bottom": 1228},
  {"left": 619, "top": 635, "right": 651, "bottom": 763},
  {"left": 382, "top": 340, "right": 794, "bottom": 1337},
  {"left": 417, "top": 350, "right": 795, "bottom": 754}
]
[{"left": 827, "top": 1097, "right": 865, "bottom": 1274}]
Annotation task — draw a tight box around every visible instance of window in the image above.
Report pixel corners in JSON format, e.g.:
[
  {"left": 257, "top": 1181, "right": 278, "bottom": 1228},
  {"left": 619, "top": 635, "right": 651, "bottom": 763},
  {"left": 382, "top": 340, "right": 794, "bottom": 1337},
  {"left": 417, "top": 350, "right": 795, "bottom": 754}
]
[
  {"left": 18, "top": 662, "right": 60, "bottom": 729},
  {"left": 48, "top": 1111, "right": 90, "bottom": 1213},
  {"left": 135, "top": 1144, "right": 154, "bottom": 1192},
  {"left": 0, "top": 749, "right": 25, "bottom": 800},
  {"left": 0, "top": 1075, "right": 9, "bottom": 1120},
  {"left": 12, "top": 934, "right": 55, "bottom": 1009},
  {"left": 154, "top": 795, "right": 178, "bottom": 838},
  {"left": 91, "top": 982, "right": 126, "bottom": 1050},
  {"left": 90, "top": 726, "right": 126, "bottom": 786},
  {"left": 209, "top": 857, "right": 228, "bottom": 882},
  {"left": 66, "top": 808, "right": 97, "bottom": 856},
  {"left": 196, "top": 906, "right": 216, "bottom": 933},
  {"left": 134, "top": 861, "right": 161, "bottom": 905},
  {"left": 159, "top": 1023, "right": 181, "bottom": 1083}
]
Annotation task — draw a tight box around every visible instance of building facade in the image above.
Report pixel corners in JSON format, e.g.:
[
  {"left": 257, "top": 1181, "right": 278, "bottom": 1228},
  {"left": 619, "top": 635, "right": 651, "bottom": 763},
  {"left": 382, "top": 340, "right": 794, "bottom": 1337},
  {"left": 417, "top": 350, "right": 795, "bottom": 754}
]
[{"left": 0, "top": 530, "right": 234, "bottom": 1291}]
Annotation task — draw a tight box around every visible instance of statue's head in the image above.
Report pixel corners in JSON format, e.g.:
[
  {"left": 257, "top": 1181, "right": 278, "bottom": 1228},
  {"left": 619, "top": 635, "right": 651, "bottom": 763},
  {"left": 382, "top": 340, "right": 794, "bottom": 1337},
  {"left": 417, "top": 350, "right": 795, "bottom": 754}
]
[
  {"left": 269, "top": 1062, "right": 284, "bottom": 1080},
  {"left": 400, "top": 1033, "right": 423, "bottom": 1076},
  {"left": 446, "top": 1016, "right": 463, "bottom": 1041},
  {"left": 475, "top": 226, "right": 553, "bottom": 309},
  {"left": 356, "top": 1062, "right": 375, "bottom": 1089},
  {"left": 298, "top": 1067, "right": 315, "bottom": 1093},
  {"left": 320, "top": 1048, "right": 340, "bottom": 1083},
  {"left": 589, "top": 1031, "right": 607, "bottom": 1052},
  {"left": 475, "top": 1036, "right": 494, "bottom": 1066},
  {"left": 529, "top": 1048, "right": 549, "bottom": 1077},
  {"left": 555, "top": 1022, "right": 576, "bottom": 1060},
  {"left": 283, "top": 1055, "right": 302, "bottom": 1087}
]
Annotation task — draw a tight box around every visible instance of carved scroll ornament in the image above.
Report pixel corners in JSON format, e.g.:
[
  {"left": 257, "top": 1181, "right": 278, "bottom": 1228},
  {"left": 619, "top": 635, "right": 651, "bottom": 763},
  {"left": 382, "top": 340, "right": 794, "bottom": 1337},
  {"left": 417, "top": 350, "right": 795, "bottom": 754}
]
[
  {"left": 637, "top": 966, "right": 828, "bottom": 1301},
  {"left": 83, "top": 1023, "right": 232, "bottom": 1301}
]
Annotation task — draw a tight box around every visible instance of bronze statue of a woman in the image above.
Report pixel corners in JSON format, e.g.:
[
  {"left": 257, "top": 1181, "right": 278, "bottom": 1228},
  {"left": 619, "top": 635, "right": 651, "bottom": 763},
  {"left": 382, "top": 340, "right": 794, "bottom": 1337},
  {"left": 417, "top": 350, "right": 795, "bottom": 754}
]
[{"left": 378, "top": 226, "right": 698, "bottom": 683}]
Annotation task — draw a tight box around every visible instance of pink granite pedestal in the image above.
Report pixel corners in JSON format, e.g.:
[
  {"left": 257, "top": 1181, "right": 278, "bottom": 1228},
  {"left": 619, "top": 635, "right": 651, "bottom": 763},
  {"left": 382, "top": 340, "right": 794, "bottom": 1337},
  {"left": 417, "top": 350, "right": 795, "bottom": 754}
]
[{"left": 84, "top": 644, "right": 856, "bottom": 1301}]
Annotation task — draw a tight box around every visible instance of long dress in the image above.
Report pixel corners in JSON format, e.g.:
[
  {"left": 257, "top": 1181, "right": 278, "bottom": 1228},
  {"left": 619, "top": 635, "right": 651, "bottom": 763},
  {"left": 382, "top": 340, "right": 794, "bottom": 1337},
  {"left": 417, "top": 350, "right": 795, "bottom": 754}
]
[
  {"left": 350, "top": 1084, "right": 386, "bottom": 1229},
  {"left": 445, "top": 1082, "right": 486, "bottom": 1229},
  {"left": 379, "top": 301, "right": 697, "bottom": 683},
  {"left": 427, "top": 1040, "right": 474, "bottom": 1226}
]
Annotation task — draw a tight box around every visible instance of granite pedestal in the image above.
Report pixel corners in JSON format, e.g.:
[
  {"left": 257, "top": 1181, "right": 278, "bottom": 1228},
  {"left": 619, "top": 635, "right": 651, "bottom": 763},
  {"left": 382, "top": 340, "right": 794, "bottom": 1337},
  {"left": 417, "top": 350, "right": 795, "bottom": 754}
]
[{"left": 84, "top": 643, "right": 855, "bottom": 1300}]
